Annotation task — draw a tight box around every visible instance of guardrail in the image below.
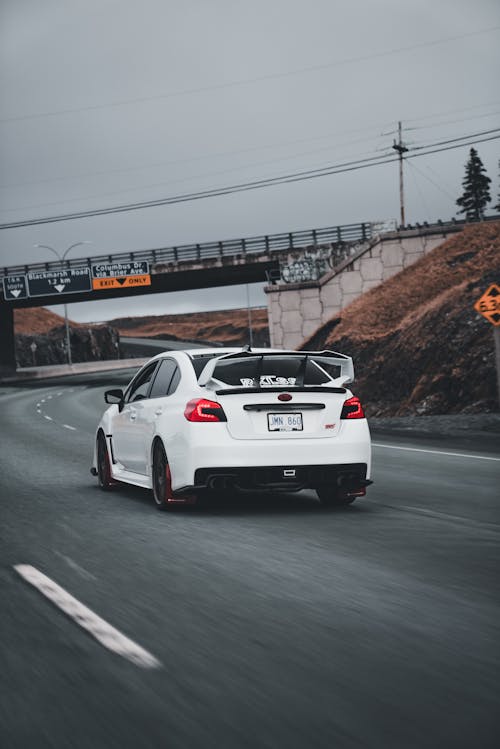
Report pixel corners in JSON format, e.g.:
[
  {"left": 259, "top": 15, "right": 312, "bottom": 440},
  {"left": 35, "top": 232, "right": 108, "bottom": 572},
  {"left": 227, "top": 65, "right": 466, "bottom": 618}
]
[{"left": 1, "top": 222, "right": 372, "bottom": 278}]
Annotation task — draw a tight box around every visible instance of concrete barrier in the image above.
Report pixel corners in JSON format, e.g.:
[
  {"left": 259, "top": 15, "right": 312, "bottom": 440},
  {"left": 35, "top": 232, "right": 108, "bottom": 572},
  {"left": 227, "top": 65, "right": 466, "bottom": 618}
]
[{"left": 0, "top": 358, "right": 147, "bottom": 384}]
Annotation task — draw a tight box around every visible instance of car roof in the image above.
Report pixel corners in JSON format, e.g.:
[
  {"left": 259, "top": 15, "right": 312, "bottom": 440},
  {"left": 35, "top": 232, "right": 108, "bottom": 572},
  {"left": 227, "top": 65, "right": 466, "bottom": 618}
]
[
  {"left": 163, "top": 348, "right": 305, "bottom": 357},
  {"left": 147, "top": 347, "right": 353, "bottom": 363}
]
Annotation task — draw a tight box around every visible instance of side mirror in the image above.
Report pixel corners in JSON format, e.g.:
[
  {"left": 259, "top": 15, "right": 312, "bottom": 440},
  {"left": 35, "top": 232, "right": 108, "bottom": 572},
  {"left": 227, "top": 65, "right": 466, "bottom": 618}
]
[{"left": 104, "top": 388, "right": 124, "bottom": 406}]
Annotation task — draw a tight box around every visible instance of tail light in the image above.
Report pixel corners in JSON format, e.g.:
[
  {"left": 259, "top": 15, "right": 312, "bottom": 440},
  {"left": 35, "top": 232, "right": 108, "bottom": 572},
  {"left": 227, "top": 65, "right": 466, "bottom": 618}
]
[
  {"left": 184, "top": 398, "right": 227, "bottom": 422},
  {"left": 340, "top": 396, "right": 365, "bottom": 419}
]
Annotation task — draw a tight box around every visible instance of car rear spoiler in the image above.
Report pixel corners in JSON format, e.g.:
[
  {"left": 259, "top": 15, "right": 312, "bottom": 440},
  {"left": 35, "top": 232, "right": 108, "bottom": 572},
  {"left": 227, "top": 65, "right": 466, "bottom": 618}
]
[{"left": 198, "top": 349, "right": 354, "bottom": 389}]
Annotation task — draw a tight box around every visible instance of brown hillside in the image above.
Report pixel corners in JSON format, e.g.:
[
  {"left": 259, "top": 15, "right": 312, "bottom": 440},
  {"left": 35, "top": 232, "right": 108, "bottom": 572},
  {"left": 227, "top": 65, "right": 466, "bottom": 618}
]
[
  {"left": 110, "top": 307, "right": 269, "bottom": 346},
  {"left": 14, "top": 307, "right": 69, "bottom": 334},
  {"left": 14, "top": 308, "right": 120, "bottom": 366},
  {"left": 302, "top": 221, "right": 500, "bottom": 416},
  {"left": 14, "top": 307, "right": 101, "bottom": 334},
  {"left": 14, "top": 304, "right": 269, "bottom": 349}
]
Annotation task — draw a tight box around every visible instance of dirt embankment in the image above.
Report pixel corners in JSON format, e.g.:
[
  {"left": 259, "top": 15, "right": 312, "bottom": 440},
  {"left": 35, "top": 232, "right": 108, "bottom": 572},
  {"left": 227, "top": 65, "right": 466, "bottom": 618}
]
[
  {"left": 302, "top": 221, "right": 500, "bottom": 416},
  {"left": 14, "top": 307, "right": 68, "bottom": 335},
  {"left": 13, "top": 306, "right": 269, "bottom": 365},
  {"left": 14, "top": 309, "right": 120, "bottom": 367},
  {"left": 110, "top": 307, "right": 270, "bottom": 347}
]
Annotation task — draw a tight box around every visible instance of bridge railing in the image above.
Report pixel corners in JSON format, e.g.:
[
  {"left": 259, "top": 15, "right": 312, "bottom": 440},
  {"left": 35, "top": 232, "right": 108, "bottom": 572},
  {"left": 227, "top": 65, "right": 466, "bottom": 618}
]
[
  {"left": 1, "top": 222, "right": 373, "bottom": 278},
  {"left": 4, "top": 215, "right": 500, "bottom": 279}
]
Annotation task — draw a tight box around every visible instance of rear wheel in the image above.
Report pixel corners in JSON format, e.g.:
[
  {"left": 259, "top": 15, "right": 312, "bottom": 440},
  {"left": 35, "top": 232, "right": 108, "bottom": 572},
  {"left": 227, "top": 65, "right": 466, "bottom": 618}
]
[
  {"left": 316, "top": 487, "right": 356, "bottom": 507},
  {"left": 97, "top": 432, "right": 114, "bottom": 491},
  {"left": 152, "top": 441, "right": 196, "bottom": 511}
]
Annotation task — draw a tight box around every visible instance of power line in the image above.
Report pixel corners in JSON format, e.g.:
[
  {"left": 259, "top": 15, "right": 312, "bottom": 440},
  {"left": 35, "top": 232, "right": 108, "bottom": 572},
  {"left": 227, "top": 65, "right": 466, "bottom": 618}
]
[
  {"left": 392, "top": 125, "right": 500, "bottom": 222},
  {"left": 1, "top": 131, "right": 499, "bottom": 229},
  {"left": 0, "top": 146, "right": 384, "bottom": 214},
  {"left": 410, "top": 128, "right": 500, "bottom": 151},
  {"left": 4, "top": 103, "right": 497, "bottom": 192},
  {"left": 1, "top": 26, "right": 499, "bottom": 124},
  {"left": 404, "top": 99, "right": 500, "bottom": 124},
  {"left": 0, "top": 150, "right": 394, "bottom": 218},
  {"left": 4, "top": 127, "right": 497, "bottom": 214},
  {"left": 413, "top": 159, "right": 457, "bottom": 197},
  {"left": 0, "top": 127, "right": 389, "bottom": 192},
  {"left": 406, "top": 161, "right": 432, "bottom": 222},
  {"left": 406, "top": 109, "right": 500, "bottom": 132},
  {"left": 405, "top": 160, "right": 456, "bottom": 201}
]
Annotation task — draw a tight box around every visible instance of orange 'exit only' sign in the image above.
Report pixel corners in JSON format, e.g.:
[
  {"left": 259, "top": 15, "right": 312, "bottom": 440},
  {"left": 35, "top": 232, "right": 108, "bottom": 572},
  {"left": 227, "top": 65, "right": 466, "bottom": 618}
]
[{"left": 92, "top": 274, "right": 151, "bottom": 290}]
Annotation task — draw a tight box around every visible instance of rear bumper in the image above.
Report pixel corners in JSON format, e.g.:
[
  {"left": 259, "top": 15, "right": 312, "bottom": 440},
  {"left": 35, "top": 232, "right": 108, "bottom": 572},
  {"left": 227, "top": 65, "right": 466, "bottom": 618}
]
[
  {"left": 165, "top": 419, "right": 371, "bottom": 491},
  {"left": 193, "top": 463, "right": 370, "bottom": 493}
]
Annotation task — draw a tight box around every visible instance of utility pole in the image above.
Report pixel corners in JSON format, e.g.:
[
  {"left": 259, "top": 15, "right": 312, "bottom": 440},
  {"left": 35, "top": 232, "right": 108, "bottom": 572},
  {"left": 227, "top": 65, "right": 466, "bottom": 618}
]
[{"left": 392, "top": 121, "right": 409, "bottom": 227}]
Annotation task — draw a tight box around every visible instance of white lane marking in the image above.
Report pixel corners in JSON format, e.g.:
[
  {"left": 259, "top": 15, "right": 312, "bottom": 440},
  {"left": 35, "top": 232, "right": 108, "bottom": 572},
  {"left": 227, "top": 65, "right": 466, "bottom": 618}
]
[
  {"left": 63, "top": 424, "right": 77, "bottom": 431},
  {"left": 53, "top": 551, "right": 96, "bottom": 581},
  {"left": 36, "top": 402, "right": 41, "bottom": 408},
  {"left": 14, "top": 565, "right": 161, "bottom": 669},
  {"left": 43, "top": 415, "right": 53, "bottom": 421},
  {"left": 40, "top": 399, "right": 46, "bottom": 403},
  {"left": 47, "top": 395, "right": 53, "bottom": 400},
  {"left": 372, "top": 442, "right": 500, "bottom": 462},
  {"left": 59, "top": 522, "right": 82, "bottom": 539}
]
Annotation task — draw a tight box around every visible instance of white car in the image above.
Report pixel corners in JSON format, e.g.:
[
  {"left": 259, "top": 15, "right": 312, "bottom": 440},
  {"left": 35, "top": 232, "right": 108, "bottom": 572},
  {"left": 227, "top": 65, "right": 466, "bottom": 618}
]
[{"left": 91, "top": 348, "right": 372, "bottom": 509}]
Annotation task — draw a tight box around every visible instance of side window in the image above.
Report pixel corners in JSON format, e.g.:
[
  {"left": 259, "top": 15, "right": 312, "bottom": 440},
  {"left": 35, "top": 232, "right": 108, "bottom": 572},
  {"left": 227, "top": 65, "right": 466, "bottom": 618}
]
[
  {"left": 126, "top": 363, "right": 158, "bottom": 403},
  {"left": 167, "top": 367, "right": 180, "bottom": 395},
  {"left": 149, "top": 359, "right": 177, "bottom": 399}
]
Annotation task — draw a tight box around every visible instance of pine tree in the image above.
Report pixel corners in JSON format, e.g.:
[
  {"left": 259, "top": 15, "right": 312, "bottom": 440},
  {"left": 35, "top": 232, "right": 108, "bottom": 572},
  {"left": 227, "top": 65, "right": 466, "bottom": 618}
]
[{"left": 456, "top": 147, "right": 491, "bottom": 220}]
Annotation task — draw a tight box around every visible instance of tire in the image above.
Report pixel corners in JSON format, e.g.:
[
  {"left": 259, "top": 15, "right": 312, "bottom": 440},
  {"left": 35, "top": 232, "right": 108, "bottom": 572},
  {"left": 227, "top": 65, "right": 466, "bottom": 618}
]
[
  {"left": 97, "top": 432, "right": 115, "bottom": 491},
  {"left": 316, "top": 487, "right": 356, "bottom": 507},
  {"left": 152, "top": 440, "right": 196, "bottom": 511}
]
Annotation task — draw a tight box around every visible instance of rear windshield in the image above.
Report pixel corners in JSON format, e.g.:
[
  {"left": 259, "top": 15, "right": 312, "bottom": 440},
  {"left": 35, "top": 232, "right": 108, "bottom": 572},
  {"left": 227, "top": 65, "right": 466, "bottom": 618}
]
[{"left": 211, "top": 355, "right": 340, "bottom": 387}]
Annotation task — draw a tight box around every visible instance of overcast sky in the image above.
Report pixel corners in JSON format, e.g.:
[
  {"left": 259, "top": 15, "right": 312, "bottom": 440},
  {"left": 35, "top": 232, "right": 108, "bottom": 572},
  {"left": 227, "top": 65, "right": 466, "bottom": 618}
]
[{"left": 1, "top": 0, "right": 499, "bottom": 322}]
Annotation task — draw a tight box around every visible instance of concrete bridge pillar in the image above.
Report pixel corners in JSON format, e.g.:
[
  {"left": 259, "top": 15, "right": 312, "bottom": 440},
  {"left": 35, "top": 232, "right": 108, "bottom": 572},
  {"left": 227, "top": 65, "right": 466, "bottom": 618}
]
[{"left": 0, "top": 303, "right": 16, "bottom": 373}]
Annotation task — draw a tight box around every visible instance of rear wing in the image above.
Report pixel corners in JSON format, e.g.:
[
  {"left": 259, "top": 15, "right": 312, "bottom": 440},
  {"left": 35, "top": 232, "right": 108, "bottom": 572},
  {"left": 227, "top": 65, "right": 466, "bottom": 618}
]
[{"left": 198, "top": 349, "right": 354, "bottom": 389}]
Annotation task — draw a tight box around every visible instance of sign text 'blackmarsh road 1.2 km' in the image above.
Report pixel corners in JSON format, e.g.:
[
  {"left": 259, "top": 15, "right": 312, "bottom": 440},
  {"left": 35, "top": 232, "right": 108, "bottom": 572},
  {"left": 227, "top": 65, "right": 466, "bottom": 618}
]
[
  {"left": 27, "top": 268, "right": 92, "bottom": 297},
  {"left": 91, "top": 261, "right": 151, "bottom": 290}
]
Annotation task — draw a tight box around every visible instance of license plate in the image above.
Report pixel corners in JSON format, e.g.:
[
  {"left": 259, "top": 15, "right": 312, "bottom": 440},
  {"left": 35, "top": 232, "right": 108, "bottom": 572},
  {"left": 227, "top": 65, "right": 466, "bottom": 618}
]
[{"left": 267, "top": 412, "right": 303, "bottom": 431}]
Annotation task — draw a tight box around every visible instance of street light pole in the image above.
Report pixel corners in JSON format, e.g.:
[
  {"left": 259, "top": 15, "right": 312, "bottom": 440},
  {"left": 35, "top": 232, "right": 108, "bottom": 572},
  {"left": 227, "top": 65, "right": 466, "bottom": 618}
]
[{"left": 33, "top": 242, "right": 91, "bottom": 366}]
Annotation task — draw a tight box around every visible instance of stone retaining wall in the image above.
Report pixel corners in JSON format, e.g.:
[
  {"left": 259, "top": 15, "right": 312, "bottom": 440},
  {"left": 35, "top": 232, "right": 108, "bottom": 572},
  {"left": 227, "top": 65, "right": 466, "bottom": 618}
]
[{"left": 265, "top": 227, "right": 459, "bottom": 349}]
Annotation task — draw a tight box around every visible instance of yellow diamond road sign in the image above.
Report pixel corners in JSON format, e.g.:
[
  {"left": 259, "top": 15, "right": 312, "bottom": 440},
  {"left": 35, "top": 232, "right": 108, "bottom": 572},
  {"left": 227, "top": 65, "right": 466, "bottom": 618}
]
[{"left": 474, "top": 284, "right": 500, "bottom": 326}]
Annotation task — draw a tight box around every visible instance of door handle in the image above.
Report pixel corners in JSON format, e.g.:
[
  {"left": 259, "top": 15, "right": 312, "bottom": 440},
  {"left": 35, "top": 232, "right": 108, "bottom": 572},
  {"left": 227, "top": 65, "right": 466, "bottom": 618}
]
[
  {"left": 129, "top": 411, "right": 137, "bottom": 420},
  {"left": 154, "top": 408, "right": 163, "bottom": 416}
]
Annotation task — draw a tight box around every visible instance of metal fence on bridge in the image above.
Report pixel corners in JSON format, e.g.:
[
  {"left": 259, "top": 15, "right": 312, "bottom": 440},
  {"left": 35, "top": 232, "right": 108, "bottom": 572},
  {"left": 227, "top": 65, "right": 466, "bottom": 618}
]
[
  {"left": 4, "top": 215, "right": 498, "bottom": 282},
  {"left": 1, "top": 222, "right": 373, "bottom": 278}
]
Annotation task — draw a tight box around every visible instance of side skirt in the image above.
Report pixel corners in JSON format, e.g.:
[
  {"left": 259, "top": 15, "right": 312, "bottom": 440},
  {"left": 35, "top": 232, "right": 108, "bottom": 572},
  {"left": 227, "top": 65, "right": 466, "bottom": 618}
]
[{"left": 110, "top": 465, "right": 152, "bottom": 490}]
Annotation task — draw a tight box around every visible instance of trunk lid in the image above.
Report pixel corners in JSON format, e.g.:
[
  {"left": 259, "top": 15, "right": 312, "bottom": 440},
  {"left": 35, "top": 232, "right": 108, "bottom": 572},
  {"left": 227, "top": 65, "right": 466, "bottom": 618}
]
[{"left": 198, "top": 350, "right": 352, "bottom": 441}]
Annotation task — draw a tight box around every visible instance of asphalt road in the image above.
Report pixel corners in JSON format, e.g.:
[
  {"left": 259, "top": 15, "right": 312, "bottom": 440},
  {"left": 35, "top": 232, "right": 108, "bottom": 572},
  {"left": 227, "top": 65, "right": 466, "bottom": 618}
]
[{"left": 1, "top": 371, "right": 499, "bottom": 749}]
